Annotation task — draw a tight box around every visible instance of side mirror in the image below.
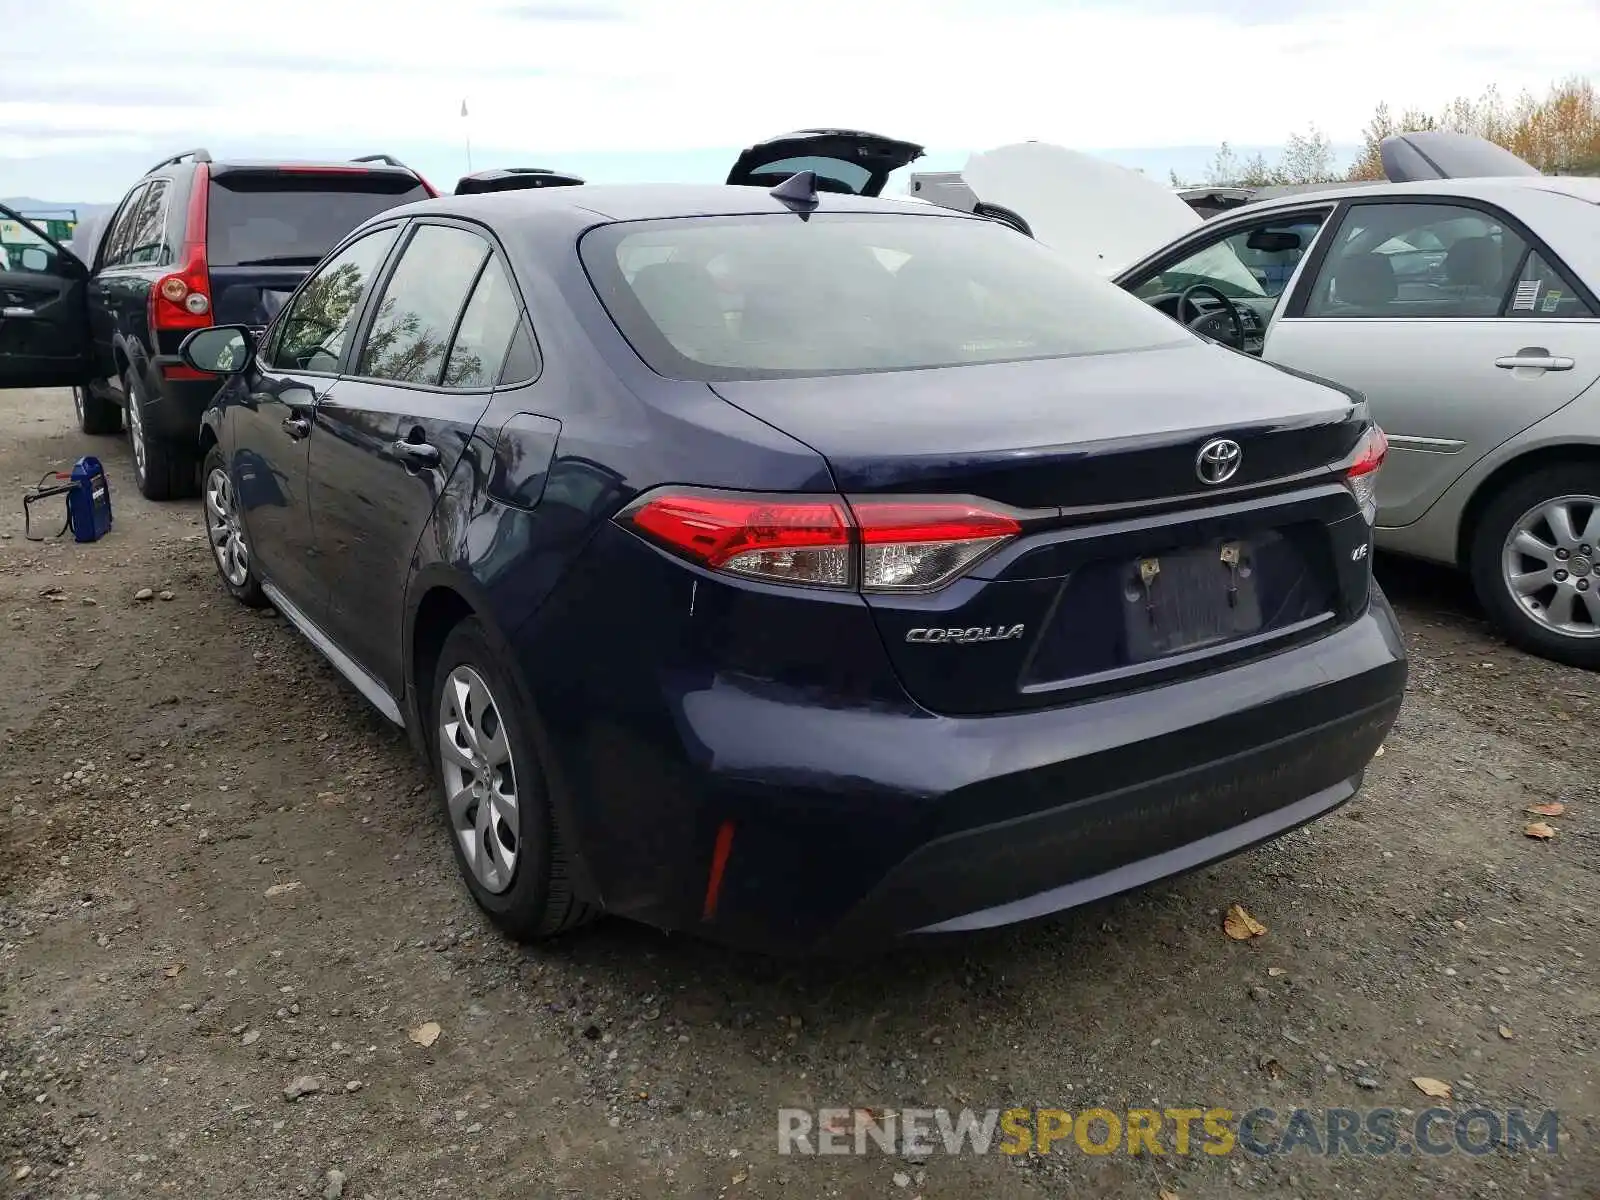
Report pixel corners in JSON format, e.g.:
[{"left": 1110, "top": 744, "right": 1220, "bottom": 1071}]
[
  {"left": 19, "top": 247, "right": 49, "bottom": 272},
  {"left": 1245, "top": 230, "right": 1302, "bottom": 253},
  {"left": 180, "top": 325, "right": 255, "bottom": 375}
]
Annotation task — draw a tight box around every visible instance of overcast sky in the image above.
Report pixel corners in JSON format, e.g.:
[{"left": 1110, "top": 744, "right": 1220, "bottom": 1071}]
[{"left": 3, "top": 0, "right": 1597, "bottom": 200}]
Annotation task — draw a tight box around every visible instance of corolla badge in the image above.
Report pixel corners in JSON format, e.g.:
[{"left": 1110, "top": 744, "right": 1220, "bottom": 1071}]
[
  {"left": 906, "top": 625, "right": 1026, "bottom": 645},
  {"left": 1195, "top": 437, "right": 1243, "bottom": 485}
]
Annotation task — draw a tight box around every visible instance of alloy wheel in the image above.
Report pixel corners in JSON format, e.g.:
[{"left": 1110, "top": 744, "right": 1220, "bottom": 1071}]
[
  {"left": 72, "top": 387, "right": 85, "bottom": 425},
  {"left": 1501, "top": 494, "right": 1600, "bottom": 639},
  {"left": 204, "top": 467, "right": 251, "bottom": 587},
  {"left": 438, "top": 665, "right": 520, "bottom": 894}
]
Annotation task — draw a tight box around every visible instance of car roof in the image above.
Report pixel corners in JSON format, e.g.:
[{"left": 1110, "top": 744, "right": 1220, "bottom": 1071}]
[
  {"left": 1239, "top": 174, "right": 1600, "bottom": 214},
  {"left": 376, "top": 182, "right": 963, "bottom": 227}
]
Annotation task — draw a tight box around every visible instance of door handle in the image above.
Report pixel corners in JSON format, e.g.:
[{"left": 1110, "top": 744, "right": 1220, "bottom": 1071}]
[
  {"left": 393, "top": 439, "right": 441, "bottom": 467},
  {"left": 1495, "top": 347, "right": 1574, "bottom": 372},
  {"left": 1, "top": 306, "right": 35, "bottom": 319},
  {"left": 281, "top": 414, "right": 312, "bottom": 439}
]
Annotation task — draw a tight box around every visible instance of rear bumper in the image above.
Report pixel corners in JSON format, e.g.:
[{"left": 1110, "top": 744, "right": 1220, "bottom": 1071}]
[{"left": 526, "top": 576, "right": 1407, "bottom": 955}]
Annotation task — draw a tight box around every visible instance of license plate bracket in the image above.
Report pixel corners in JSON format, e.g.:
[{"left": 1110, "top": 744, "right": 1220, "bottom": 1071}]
[{"left": 1122, "top": 541, "right": 1264, "bottom": 660}]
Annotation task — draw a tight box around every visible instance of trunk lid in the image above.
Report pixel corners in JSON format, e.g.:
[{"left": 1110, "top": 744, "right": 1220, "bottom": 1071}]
[
  {"left": 711, "top": 346, "right": 1374, "bottom": 715},
  {"left": 727, "top": 130, "right": 924, "bottom": 196},
  {"left": 710, "top": 342, "right": 1362, "bottom": 508}
]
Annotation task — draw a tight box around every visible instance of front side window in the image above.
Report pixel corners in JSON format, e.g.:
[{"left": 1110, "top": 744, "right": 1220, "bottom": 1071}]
[
  {"left": 1303, "top": 202, "right": 1529, "bottom": 318},
  {"left": 1132, "top": 213, "right": 1328, "bottom": 304},
  {"left": 269, "top": 226, "right": 399, "bottom": 373},
  {"left": 582, "top": 213, "right": 1186, "bottom": 382},
  {"left": 357, "top": 224, "right": 489, "bottom": 385}
]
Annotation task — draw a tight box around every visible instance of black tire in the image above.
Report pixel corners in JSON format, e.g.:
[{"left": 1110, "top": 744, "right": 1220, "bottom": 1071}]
[
  {"left": 200, "top": 445, "right": 268, "bottom": 609},
  {"left": 428, "top": 618, "right": 597, "bottom": 940},
  {"left": 124, "top": 368, "right": 198, "bottom": 501},
  {"left": 73, "top": 384, "right": 122, "bottom": 435},
  {"left": 1469, "top": 462, "right": 1600, "bottom": 669}
]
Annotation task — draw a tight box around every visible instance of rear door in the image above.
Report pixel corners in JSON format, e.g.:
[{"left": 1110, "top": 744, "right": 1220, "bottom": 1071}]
[
  {"left": 726, "top": 130, "right": 923, "bottom": 196},
  {"left": 1263, "top": 197, "right": 1600, "bottom": 528},
  {"left": 310, "top": 219, "right": 522, "bottom": 693},
  {"left": 0, "top": 206, "right": 91, "bottom": 389},
  {"left": 205, "top": 164, "right": 431, "bottom": 333}
]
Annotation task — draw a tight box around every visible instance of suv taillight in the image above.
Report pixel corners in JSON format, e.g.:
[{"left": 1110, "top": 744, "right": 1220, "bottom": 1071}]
[
  {"left": 149, "top": 164, "right": 212, "bottom": 333},
  {"left": 619, "top": 490, "right": 1021, "bottom": 593},
  {"left": 1345, "top": 425, "right": 1388, "bottom": 523}
]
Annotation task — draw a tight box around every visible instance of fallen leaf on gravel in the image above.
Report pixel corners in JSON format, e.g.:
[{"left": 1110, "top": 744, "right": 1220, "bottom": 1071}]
[
  {"left": 1223, "top": 905, "right": 1267, "bottom": 940},
  {"left": 14, "top": 1165, "right": 32, "bottom": 1181},
  {"left": 1523, "top": 822, "right": 1557, "bottom": 840},
  {"left": 1160, "top": 1190, "right": 1180, "bottom": 1200},
  {"left": 1525, "top": 802, "right": 1565, "bottom": 818},
  {"left": 1267, "top": 967, "right": 1286, "bottom": 978},
  {"left": 1411, "top": 1076, "right": 1452, "bottom": 1099},
  {"left": 1498, "top": 1025, "right": 1514, "bottom": 1040},
  {"left": 162, "top": 964, "right": 183, "bottom": 978},
  {"left": 1373, "top": 744, "right": 1384, "bottom": 757},
  {"left": 731, "top": 1170, "right": 748, "bottom": 1185},
  {"left": 409, "top": 1021, "right": 442, "bottom": 1048},
  {"left": 264, "top": 880, "right": 303, "bottom": 897}
]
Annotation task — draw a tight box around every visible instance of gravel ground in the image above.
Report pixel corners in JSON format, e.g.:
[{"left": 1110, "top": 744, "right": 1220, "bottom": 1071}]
[{"left": 1, "top": 385, "right": 1596, "bottom": 1199}]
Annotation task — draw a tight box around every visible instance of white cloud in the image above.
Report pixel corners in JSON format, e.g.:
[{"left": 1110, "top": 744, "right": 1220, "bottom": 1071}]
[{"left": 2, "top": 0, "right": 1597, "bottom": 162}]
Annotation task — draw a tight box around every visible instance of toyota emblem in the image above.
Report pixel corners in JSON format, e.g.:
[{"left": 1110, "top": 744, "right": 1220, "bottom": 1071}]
[{"left": 1196, "top": 437, "right": 1243, "bottom": 485}]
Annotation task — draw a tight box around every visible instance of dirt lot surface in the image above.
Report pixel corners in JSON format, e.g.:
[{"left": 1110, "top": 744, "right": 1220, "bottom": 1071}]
[{"left": 1, "top": 385, "right": 1596, "bottom": 1199}]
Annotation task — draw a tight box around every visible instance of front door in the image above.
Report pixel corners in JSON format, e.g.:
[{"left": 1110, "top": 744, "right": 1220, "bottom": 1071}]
[
  {"left": 0, "top": 206, "right": 91, "bottom": 389},
  {"left": 310, "top": 221, "right": 522, "bottom": 694},
  {"left": 232, "top": 223, "right": 402, "bottom": 616},
  {"left": 1260, "top": 198, "right": 1600, "bottom": 528}
]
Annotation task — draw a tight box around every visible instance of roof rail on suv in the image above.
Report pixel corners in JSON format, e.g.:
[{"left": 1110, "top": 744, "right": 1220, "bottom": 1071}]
[{"left": 145, "top": 148, "right": 213, "bottom": 176}]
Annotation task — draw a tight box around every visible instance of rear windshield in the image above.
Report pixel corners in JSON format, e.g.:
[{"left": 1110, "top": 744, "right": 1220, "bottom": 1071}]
[
  {"left": 206, "top": 173, "right": 429, "bottom": 267},
  {"left": 580, "top": 212, "right": 1186, "bottom": 381}
]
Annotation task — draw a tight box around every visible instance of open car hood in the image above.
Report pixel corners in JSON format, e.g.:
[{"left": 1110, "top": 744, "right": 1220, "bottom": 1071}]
[
  {"left": 726, "top": 129, "right": 924, "bottom": 197},
  {"left": 955, "top": 142, "right": 1202, "bottom": 275}
]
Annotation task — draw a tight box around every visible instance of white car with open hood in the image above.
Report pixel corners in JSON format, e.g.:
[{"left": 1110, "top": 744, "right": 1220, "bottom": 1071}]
[{"left": 907, "top": 131, "right": 1600, "bottom": 669}]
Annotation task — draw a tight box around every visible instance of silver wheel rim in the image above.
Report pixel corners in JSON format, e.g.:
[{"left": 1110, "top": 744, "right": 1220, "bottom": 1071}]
[
  {"left": 438, "top": 665, "right": 520, "bottom": 894},
  {"left": 72, "top": 387, "right": 84, "bottom": 423},
  {"left": 127, "top": 388, "right": 147, "bottom": 478},
  {"left": 204, "top": 467, "right": 250, "bottom": 587},
  {"left": 1502, "top": 493, "right": 1600, "bottom": 639}
]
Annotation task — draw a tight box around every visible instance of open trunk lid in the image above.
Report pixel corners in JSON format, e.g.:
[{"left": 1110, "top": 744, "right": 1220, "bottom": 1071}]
[
  {"left": 711, "top": 346, "right": 1377, "bottom": 714},
  {"left": 454, "top": 167, "right": 586, "bottom": 195},
  {"left": 727, "top": 129, "right": 924, "bottom": 196},
  {"left": 1379, "top": 130, "right": 1541, "bottom": 182}
]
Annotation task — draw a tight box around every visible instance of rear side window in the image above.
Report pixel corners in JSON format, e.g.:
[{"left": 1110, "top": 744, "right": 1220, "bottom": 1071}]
[
  {"left": 581, "top": 213, "right": 1186, "bottom": 381},
  {"left": 443, "top": 256, "right": 522, "bottom": 388},
  {"left": 102, "top": 180, "right": 171, "bottom": 268},
  {"left": 357, "top": 224, "right": 489, "bottom": 384},
  {"left": 207, "top": 172, "right": 429, "bottom": 267},
  {"left": 1506, "top": 250, "right": 1593, "bottom": 318}
]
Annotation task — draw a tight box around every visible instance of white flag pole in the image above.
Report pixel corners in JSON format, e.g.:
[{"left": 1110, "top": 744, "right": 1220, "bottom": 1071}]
[{"left": 461, "top": 98, "right": 473, "bottom": 173}]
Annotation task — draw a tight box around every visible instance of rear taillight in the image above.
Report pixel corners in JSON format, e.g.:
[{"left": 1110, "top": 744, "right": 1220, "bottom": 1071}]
[
  {"left": 1345, "top": 425, "right": 1388, "bottom": 523},
  {"left": 620, "top": 490, "right": 1021, "bottom": 593},
  {"left": 852, "top": 500, "right": 1021, "bottom": 591},
  {"left": 150, "top": 164, "right": 212, "bottom": 334}
]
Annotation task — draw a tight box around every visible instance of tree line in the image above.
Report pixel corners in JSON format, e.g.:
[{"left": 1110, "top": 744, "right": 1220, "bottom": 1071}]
[{"left": 1175, "top": 76, "right": 1600, "bottom": 188}]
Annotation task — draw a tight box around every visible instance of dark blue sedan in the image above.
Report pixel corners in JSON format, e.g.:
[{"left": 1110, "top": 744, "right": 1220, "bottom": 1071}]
[{"left": 176, "top": 175, "right": 1407, "bottom": 953}]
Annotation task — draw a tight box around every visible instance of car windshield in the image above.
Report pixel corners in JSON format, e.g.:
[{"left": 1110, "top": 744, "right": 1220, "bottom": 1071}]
[
  {"left": 206, "top": 173, "right": 429, "bottom": 267},
  {"left": 582, "top": 212, "right": 1187, "bottom": 381}
]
